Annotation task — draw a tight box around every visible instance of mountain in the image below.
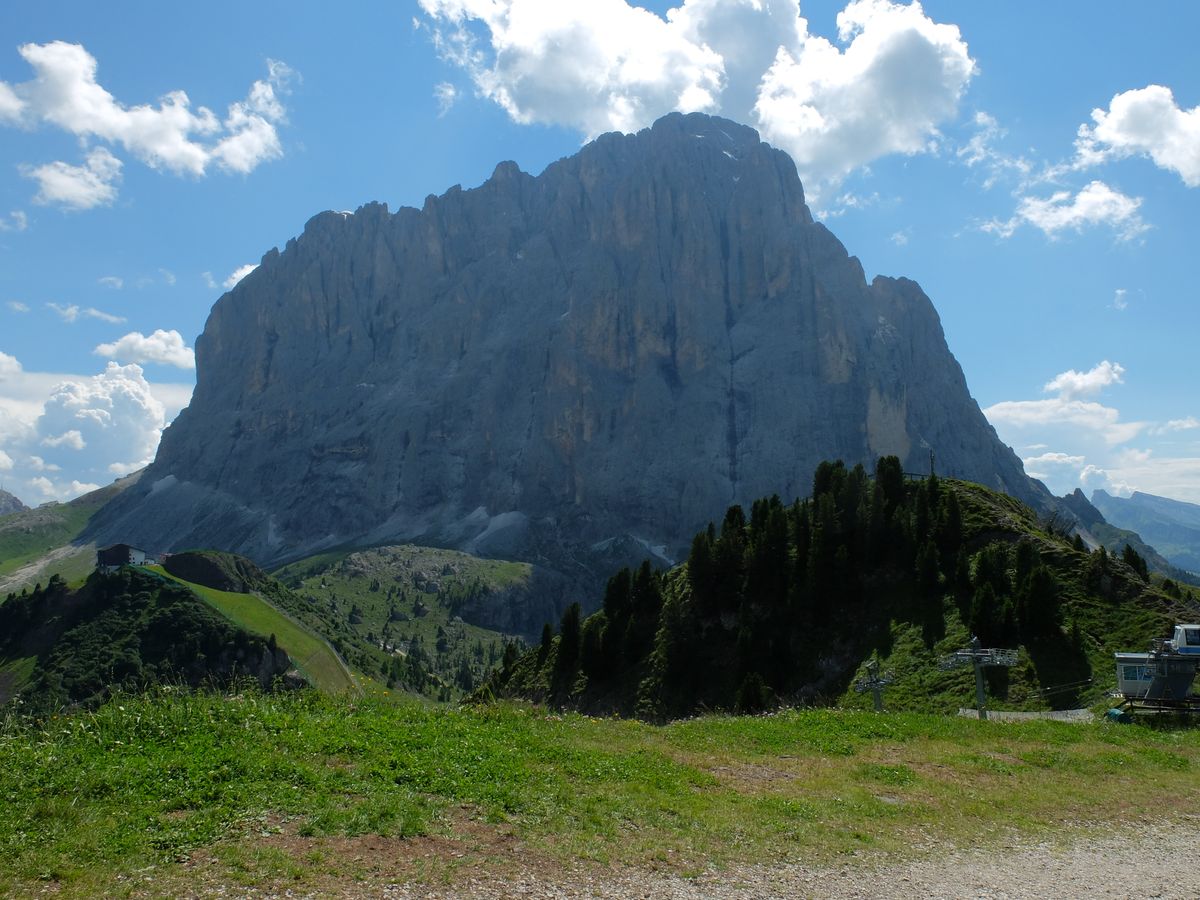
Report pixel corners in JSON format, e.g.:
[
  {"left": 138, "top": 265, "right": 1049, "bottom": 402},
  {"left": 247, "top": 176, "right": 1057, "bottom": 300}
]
[
  {"left": 1060, "top": 488, "right": 1198, "bottom": 586},
  {"left": 89, "top": 112, "right": 1047, "bottom": 585},
  {"left": 0, "top": 489, "right": 26, "bottom": 518},
  {"left": 1091, "top": 490, "right": 1200, "bottom": 576}
]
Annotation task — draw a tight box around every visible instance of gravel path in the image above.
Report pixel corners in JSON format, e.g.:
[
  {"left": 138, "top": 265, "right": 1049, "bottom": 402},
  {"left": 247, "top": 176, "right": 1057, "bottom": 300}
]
[{"left": 380, "top": 817, "right": 1200, "bottom": 900}]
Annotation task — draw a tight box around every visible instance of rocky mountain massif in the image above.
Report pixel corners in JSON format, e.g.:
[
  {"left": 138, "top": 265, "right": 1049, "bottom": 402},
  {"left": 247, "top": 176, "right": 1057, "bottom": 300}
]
[{"left": 90, "top": 112, "right": 1046, "bottom": 583}]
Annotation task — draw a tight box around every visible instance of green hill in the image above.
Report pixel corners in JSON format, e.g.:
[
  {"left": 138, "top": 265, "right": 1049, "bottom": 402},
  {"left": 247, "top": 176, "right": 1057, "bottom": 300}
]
[
  {"left": 150, "top": 555, "right": 356, "bottom": 695},
  {"left": 274, "top": 545, "right": 533, "bottom": 700},
  {"left": 488, "top": 459, "right": 1200, "bottom": 718},
  {"left": 0, "top": 567, "right": 289, "bottom": 710}
]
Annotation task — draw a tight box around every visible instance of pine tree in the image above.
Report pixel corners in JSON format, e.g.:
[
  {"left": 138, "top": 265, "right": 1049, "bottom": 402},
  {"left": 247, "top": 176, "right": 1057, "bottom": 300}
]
[
  {"left": 552, "top": 602, "right": 582, "bottom": 696},
  {"left": 1121, "top": 544, "right": 1149, "bottom": 582},
  {"left": 874, "top": 455, "right": 905, "bottom": 518},
  {"left": 538, "top": 622, "right": 553, "bottom": 666}
]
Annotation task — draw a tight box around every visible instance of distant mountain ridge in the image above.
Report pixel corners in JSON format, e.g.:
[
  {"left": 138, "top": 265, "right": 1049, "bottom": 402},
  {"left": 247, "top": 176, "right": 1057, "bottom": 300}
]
[
  {"left": 89, "top": 112, "right": 1048, "bottom": 584},
  {"left": 1091, "top": 489, "right": 1200, "bottom": 575}
]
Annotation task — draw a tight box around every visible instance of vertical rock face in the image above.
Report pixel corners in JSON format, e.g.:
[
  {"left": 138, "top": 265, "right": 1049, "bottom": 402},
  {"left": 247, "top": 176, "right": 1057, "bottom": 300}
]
[{"left": 91, "top": 112, "right": 1043, "bottom": 570}]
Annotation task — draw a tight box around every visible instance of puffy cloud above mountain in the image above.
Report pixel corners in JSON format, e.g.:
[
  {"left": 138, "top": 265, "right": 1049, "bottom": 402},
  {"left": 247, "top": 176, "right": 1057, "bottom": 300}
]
[
  {"left": 418, "top": 0, "right": 723, "bottom": 136},
  {"left": 94, "top": 330, "right": 195, "bottom": 370},
  {"left": 419, "top": 0, "right": 974, "bottom": 195}
]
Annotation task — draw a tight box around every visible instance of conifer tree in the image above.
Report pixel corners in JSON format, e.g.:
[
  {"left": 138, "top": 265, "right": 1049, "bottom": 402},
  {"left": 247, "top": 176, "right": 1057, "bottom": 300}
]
[
  {"left": 1121, "top": 544, "right": 1149, "bottom": 582},
  {"left": 874, "top": 455, "right": 905, "bottom": 517},
  {"left": 553, "top": 602, "right": 582, "bottom": 695}
]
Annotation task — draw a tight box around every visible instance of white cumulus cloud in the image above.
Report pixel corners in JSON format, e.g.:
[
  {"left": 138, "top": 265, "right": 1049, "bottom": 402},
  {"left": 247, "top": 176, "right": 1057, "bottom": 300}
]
[
  {"left": 1075, "top": 84, "right": 1200, "bottom": 187},
  {"left": 94, "top": 329, "right": 196, "bottom": 369},
  {"left": 1043, "top": 360, "right": 1125, "bottom": 401},
  {"left": 0, "top": 210, "right": 28, "bottom": 231},
  {"left": 0, "top": 353, "right": 193, "bottom": 504},
  {"left": 982, "top": 180, "right": 1146, "bottom": 241},
  {"left": 1021, "top": 451, "right": 1085, "bottom": 481},
  {"left": 418, "top": 0, "right": 974, "bottom": 196},
  {"left": 1, "top": 42, "right": 296, "bottom": 208},
  {"left": 42, "top": 429, "right": 86, "bottom": 450},
  {"left": 98, "top": 275, "right": 123, "bottom": 289},
  {"left": 419, "top": 0, "right": 723, "bottom": 137},
  {"left": 32, "top": 362, "right": 166, "bottom": 482},
  {"left": 0, "top": 351, "right": 21, "bottom": 378},
  {"left": 985, "top": 397, "right": 1144, "bottom": 448},
  {"left": 21, "top": 146, "right": 122, "bottom": 210},
  {"left": 753, "top": 0, "right": 975, "bottom": 192},
  {"left": 7, "top": 301, "right": 30, "bottom": 313},
  {"left": 223, "top": 263, "right": 258, "bottom": 289}
]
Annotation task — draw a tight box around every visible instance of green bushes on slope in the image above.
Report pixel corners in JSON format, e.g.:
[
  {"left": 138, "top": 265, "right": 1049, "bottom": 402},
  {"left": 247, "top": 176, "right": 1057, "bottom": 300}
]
[{"left": 0, "top": 568, "right": 289, "bottom": 710}]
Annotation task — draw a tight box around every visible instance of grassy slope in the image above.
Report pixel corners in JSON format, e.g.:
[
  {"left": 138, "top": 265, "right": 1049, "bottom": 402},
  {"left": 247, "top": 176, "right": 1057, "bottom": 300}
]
[
  {"left": 841, "top": 480, "right": 1197, "bottom": 713},
  {"left": 0, "top": 503, "right": 95, "bottom": 577},
  {"left": 1, "top": 691, "right": 1198, "bottom": 895},
  {"left": 274, "top": 545, "right": 530, "bottom": 697},
  {"left": 147, "top": 567, "right": 356, "bottom": 695},
  {"left": 0, "top": 475, "right": 138, "bottom": 589}
]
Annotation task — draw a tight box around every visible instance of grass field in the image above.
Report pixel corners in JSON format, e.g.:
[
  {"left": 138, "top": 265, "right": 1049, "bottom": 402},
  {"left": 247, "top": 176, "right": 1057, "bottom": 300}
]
[
  {"left": 1, "top": 690, "right": 1198, "bottom": 896},
  {"left": 273, "top": 545, "right": 534, "bottom": 698},
  {"left": 146, "top": 567, "right": 357, "bottom": 695},
  {"left": 0, "top": 505, "right": 94, "bottom": 578}
]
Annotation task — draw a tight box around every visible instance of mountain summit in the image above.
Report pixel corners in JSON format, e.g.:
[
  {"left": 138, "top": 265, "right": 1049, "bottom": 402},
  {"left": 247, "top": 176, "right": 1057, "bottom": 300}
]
[{"left": 91, "top": 112, "right": 1043, "bottom": 571}]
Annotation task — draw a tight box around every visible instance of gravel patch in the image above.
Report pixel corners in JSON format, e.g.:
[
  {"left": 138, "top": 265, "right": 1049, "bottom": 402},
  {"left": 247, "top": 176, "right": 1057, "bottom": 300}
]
[{"left": 379, "top": 817, "right": 1200, "bottom": 900}]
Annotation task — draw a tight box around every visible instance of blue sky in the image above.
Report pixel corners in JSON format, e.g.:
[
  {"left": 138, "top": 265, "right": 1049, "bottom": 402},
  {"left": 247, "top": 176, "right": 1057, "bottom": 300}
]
[{"left": 0, "top": 1, "right": 1197, "bottom": 507}]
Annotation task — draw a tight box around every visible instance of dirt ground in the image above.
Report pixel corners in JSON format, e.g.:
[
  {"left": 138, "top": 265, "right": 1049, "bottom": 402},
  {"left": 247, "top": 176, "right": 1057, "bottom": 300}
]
[{"left": 153, "top": 815, "right": 1200, "bottom": 899}]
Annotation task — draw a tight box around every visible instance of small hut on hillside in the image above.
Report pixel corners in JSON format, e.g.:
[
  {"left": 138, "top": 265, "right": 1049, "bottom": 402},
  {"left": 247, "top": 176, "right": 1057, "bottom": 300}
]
[{"left": 96, "top": 544, "right": 153, "bottom": 573}]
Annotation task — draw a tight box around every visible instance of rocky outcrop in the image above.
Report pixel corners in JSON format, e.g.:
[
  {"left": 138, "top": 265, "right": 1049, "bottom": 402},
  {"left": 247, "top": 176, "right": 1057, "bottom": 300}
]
[
  {"left": 90, "top": 112, "right": 1046, "bottom": 576},
  {"left": 1061, "top": 488, "right": 1106, "bottom": 531},
  {"left": 0, "top": 489, "right": 27, "bottom": 518}
]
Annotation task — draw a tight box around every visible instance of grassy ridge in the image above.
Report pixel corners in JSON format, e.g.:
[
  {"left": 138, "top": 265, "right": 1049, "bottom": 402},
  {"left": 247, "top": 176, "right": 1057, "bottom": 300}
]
[
  {"left": 147, "top": 567, "right": 356, "bottom": 695},
  {"left": 1, "top": 690, "right": 1198, "bottom": 895},
  {"left": 0, "top": 475, "right": 139, "bottom": 590},
  {"left": 274, "top": 545, "right": 531, "bottom": 699}
]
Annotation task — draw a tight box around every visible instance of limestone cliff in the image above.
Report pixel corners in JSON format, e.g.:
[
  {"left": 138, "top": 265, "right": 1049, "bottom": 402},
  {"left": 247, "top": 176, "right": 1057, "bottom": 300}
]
[{"left": 90, "top": 113, "right": 1044, "bottom": 573}]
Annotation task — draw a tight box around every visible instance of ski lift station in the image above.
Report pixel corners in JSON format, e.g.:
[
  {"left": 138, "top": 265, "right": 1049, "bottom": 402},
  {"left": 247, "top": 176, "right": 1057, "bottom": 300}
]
[{"left": 1114, "top": 624, "right": 1200, "bottom": 711}]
